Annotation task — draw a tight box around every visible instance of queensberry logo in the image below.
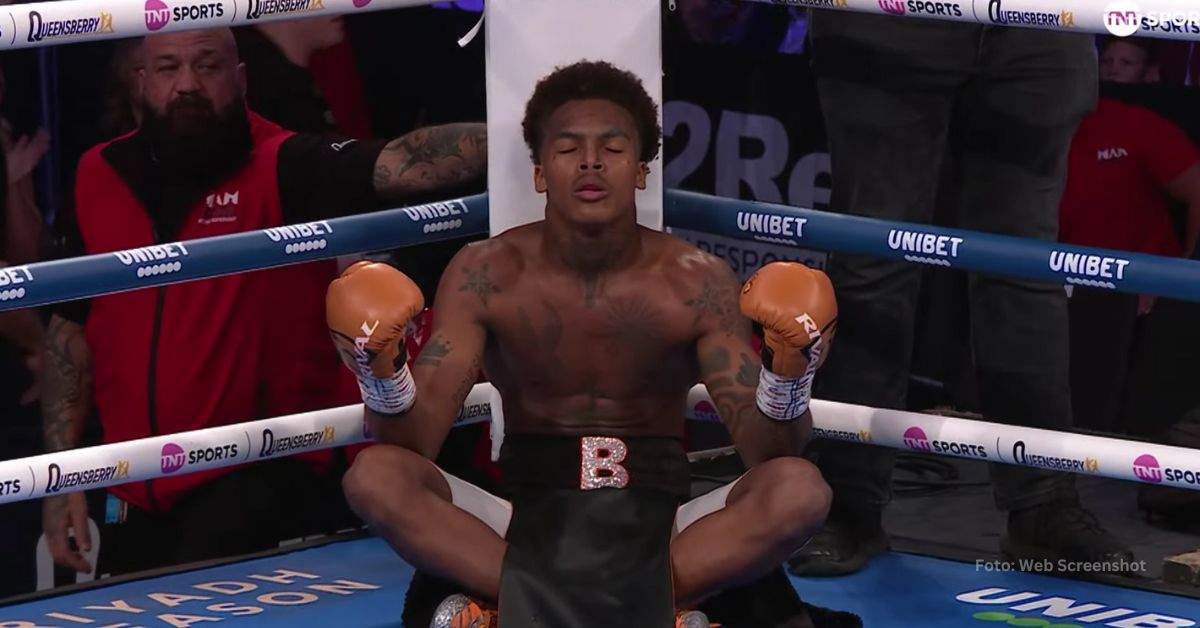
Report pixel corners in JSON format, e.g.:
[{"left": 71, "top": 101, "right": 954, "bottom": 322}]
[
  {"left": 813, "top": 428, "right": 872, "bottom": 443},
  {"left": 1012, "top": 440, "right": 1098, "bottom": 473},
  {"left": 115, "top": 243, "right": 189, "bottom": 278},
  {"left": 887, "top": 229, "right": 962, "bottom": 266},
  {"left": 44, "top": 461, "right": 130, "bottom": 494},
  {"left": 145, "top": 0, "right": 226, "bottom": 31},
  {"left": 245, "top": 0, "right": 324, "bottom": 21},
  {"left": 0, "top": 478, "right": 23, "bottom": 497},
  {"left": 1048, "top": 250, "right": 1130, "bottom": 289},
  {"left": 903, "top": 426, "right": 988, "bottom": 459},
  {"left": 259, "top": 426, "right": 335, "bottom": 457},
  {"left": 401, "top": 200, "right": 470, "bottom": 235},
  {"left": 265, "top": 221, "right": 332, "bottom": 255},
  {"left": 771, "top": 0, "right": 848, "bottom": 7},
  {"left": 987, "top": 0, "right": 1073, "bottom": 28},
  {"left": 28, "top": 10, "right": 114, "bottom": 43},
  {"left": 0, "top": 265, "right": 34, "bottom": 304}
]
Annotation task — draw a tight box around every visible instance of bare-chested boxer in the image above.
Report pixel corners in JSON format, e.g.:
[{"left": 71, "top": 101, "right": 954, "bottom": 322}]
[{"left": 328, "top": 60, "right": 835, "bottom": 628}]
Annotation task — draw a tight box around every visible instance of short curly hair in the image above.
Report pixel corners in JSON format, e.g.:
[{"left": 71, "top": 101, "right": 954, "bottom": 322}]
[{"left": 522, "top": 60, "right": 662, "bottom": 165}]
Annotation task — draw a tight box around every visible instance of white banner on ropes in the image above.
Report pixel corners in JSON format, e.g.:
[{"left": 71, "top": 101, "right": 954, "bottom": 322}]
[
  {"left": 3, "top": 383, "right": 1199, "bottom": 506},
  {"left": 0, "top": 0, "right": 440, "bottom": 51},
  {"left": 2, "top": 0, "right": 1200, "bottom": 53},
  {"left": 745, "top": 0, "right": 1200, "bottom": 42},
  {"left": 484, "top": 0, "right": 663, "bottom": 236}
]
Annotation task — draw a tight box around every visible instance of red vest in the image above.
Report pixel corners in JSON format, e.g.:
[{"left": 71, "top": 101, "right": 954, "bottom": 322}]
[{"left": 74, "top": 113, "right": 355, "bottom": 512}]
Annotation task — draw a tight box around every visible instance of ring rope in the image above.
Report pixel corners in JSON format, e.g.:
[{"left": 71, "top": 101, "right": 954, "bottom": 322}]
[
  {"left": 0, "top": 195, "right": 488, "bottom": 313},
  {"left": 3, "top": 382, "right": 1199, "bottom": 507},
  {"left": 666, "top": 190, "right": 1200, "bottom": 303},
  {"left": 0, "top": 0, "right": 443, "bottom": 52},
  {"left": 5, "top": 190, "right": 1197, "bottom": 314},
  {"left": 739, "top": 0, "right": 1199, "bottom": 43},
  {"left": 3, "top": 0, "right": 1198, "bottom": 53}
]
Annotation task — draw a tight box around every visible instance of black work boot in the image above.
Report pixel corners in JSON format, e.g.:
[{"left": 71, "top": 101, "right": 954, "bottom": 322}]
[
  {"left": 785, "top": 508, "right": 889, "bottom": 578},
  {"left": 1001, "top": 499, "right": 1136, "bottom": 573}
]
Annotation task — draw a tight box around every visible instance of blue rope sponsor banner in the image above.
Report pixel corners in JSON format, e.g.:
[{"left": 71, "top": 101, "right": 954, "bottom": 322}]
[
  {"left": 0, "top": 195, "right": 488, "bottom": 312},
  {"left": 665, "top": 189, "right": 1200, "bottom": 302}
]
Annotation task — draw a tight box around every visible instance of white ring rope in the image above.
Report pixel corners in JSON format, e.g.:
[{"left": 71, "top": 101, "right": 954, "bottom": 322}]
[{"left": 3, "top": 383, "right": 1197, "bottom": 506}]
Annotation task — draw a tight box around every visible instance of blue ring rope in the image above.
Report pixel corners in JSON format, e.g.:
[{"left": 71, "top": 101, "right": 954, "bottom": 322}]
[
  {"left": 2, "top": 190, "right": 1198, "bottom": 312},
  {"left": 665, "top": 190, "right": 1200, "bottom": 302},
  {"left": 0, "top": 195, "right": 489, "bottom": 312}
]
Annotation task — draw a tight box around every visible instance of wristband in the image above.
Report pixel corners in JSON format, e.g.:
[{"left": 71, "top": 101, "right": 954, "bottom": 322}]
[
  {"left": 755, "top": 366, "right": 813, "bottom": 421},
  {"left": 357, "top": 362, "right": 417, "bottom": 416}
]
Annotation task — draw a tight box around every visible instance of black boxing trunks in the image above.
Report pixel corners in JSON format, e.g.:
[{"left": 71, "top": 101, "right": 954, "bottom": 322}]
[{"left": 496, "top": 433, "right": 691, "bottom": 628}]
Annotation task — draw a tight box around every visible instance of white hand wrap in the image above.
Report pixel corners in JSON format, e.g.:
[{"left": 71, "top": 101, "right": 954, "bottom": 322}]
[
  {"left": 357, "top": 362, "right": 417, "bottom": 416},
  {"left": 755, "top": 366, "right": 813, "bottom": 421}
]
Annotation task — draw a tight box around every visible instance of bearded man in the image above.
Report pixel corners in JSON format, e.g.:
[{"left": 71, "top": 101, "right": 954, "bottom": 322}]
[{"left": 42, "top": 28, "right": 486, "bottom": 577}]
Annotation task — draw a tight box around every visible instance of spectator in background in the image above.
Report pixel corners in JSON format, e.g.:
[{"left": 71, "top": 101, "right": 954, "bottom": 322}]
[
  {"left": 235, "top": 16, "right": 347, "bottom": 134},
  {"left": 0, "top": 126, "right": 48, "bottom": 598},
  {"left": 790, "top": 12, "right": 1132, "bottom": 577},
  {"left": 0, "top": 61, "right": 50, "bottom": 265},
  {"left": 1100, "top": 36, "right": 1159, "bottom": 84},
  {"left": 97, "top": 39, "right": 145, "bottom": 142},
  {"left": 42, "top": 28, "right": 485, "bottom": 578}
]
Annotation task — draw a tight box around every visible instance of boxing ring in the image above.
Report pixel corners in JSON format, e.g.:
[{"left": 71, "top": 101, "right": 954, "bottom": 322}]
[{"left": 3, "top": 0, "right": 1200, "bottom": 625}]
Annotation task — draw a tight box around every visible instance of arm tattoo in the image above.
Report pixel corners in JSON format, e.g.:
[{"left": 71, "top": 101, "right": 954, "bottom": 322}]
[
  {"left": 42, "top": 317, "right": 92, "bottom": 452},
  {"left": 459, "top": 263, "right": 500, "bottom": 307},
  {"left": 375, "top": 123, "right": 487, "bottom": 197},
  {"left": 414, "top": 335, "right": 451, "bottom": 367},
  {"left": 686, "top": 280, "right": 740, "bottom": 336}
]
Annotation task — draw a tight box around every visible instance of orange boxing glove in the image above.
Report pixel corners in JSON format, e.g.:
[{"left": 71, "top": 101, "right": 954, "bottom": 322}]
[
  {"left": 327, "top": 261, "right": 425, "bottom": 415},
  {"left": 739, "top": 262, "right": 837, "bottom": 420}
]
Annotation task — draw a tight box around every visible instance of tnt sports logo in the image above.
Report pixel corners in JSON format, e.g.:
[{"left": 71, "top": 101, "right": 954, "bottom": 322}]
[
  {"left": 693, "top": 401, "right": 721, "bottom": 423},
  {"left": 44, "top": 460, "right": 130, "bottom": 494},
  {"left": 259, "top": 426, "right": 335, "bottom": 457},
  {"left": 115, "top": 243, "right": 189, "bottom": 278},
  {"left": 1105, "top": 0, "right": 1142, "bottom": 36},
  {"left": 245, "top": 0, "right": 324, "bottom": 21},
  {"left": 264, "top": 221, "right": 332, "bottom": 255},
  {"left": 1011, "top": 440, "right": 1098, "bottom": 473},
  {"left": 27, "top": 11, "right": 114, "bottom": 43},
  {"left": 145, "top": 0, "right": 226, "bottom": 32},
  {"left": 161, "top": 443, "right": 186, "bottom": 474},
  {"left": 353, "top": 0, "right": 371, "bottom": 6},
  {"left": 0, "top": 265, "right": 34, "bottom": 303},
  {"left": 402, "top": 200, "right": 470, "bottom": 234},
  {"left": 904, "top": 427, "right": 931, "bottom": 452},
  {"left": 145, "top": 0, "right": 169, "bottom": 30},
  {"left": 1133, "top": 454, "right": 1162, "bottom": 483},
  {"left": 0, "top": 478, "right": 23, "bottom": 497},
  {"left": 903, "top": 426, "right": 989, "bottom": 458},
  {"left": 879, "top": 0, "right": 904, "bottom": 14}
]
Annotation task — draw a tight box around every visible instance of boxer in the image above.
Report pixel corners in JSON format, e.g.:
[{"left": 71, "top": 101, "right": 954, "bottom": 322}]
[{"left": 329, "top": 60, "right": 835, "bottom": 628}]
